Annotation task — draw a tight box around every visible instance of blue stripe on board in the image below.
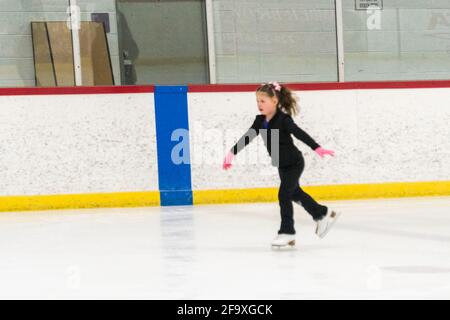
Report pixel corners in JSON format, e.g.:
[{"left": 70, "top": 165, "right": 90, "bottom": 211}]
[{"left": 154, "top": 86, "right": 193, "bottom": 206}]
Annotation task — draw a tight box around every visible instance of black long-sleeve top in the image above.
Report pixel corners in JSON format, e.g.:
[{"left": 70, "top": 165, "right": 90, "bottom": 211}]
[{"left": 230, "top": 107, "right": 320, "bottom": 168}]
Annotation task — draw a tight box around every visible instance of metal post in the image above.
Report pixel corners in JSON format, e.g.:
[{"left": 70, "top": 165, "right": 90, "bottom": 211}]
[
  {"left": 205, "top": 0, "right": 217, "bottom": 84},
  {"left": 335, "top": 0, "right": 345, "bottom": 82},
  {"left": 69, "top": 0, "right": 82, "bottom": 86}
]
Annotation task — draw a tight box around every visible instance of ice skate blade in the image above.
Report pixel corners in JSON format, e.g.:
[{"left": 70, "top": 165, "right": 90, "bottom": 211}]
[
  {"left": 318, "top": 211, "right": 341, "bottom": 239},
  {"left": 271, "top": 240, "right": 296, "bottom": 249}
]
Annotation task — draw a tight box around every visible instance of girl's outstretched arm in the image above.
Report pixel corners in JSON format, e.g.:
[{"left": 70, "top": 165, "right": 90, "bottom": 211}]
[
  {"left": 283, "top": 116, "right": 320, "bottom": 150},
  {"left": 230, "top": 116, "right": 261, "bottom": 156},
  {"left": 284, "top": 116, "right": 335, "bottom": 157},
  {"left": 223, "top": 116, "right": 260, "bottom": 170}
]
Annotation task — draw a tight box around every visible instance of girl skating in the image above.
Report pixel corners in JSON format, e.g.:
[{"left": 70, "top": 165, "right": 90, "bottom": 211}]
[{"left": 223, "top": 82, "right": 340, "bottom": 248}]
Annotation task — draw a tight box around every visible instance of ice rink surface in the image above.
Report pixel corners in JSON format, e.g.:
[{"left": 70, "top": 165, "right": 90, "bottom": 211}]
[{"left": 0, "top": 197, "right": 449, "bottom": 300}]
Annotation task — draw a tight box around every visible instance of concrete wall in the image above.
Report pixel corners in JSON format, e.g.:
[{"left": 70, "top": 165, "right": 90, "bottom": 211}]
[
  {"left": 3, "top": 0, "right": 450, "bottom": 87},
  {"left": 212, "top": 0, "right": 450, "bottom": 83},
  {"left": 0, "top": 0, "right": 120, "bottom": 87},
  {"left": 343, "top": 0, "right": 450, "bottom": 80},
  {"left": 212, "top": 0, "right": 338, "bottom": 83}
]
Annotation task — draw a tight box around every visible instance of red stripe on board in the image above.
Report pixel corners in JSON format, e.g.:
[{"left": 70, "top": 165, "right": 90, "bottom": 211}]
[
  {"left": 2, "top": 80, "right": 450, "bottom": 96},
  {"left": 188, "top": 80, "right": 450, "bottom": 92},
  {"left": 0, "top": 85, "right": 154, "bottom": 96},
  {"left": 188, "top": 84, "right": 261, "bottom": 92}
]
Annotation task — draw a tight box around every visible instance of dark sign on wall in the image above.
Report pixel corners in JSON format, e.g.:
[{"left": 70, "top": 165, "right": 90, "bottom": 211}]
[
  {"left": 91, "top": 13, "right": 110, "bottom": 33},
  {"left": 355, "top": 0, "right": 383, "bottom": 10}
]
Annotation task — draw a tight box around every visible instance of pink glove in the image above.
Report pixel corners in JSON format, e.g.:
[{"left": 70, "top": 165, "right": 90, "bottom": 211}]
[
  {"left": 315, "top": 147, "right": 335, "bottom": 158},
  {"left": 222, "top": 151, "right": 235, "bottom": 170}
]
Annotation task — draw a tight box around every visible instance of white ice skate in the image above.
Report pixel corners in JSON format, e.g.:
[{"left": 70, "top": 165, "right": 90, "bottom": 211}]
[
  {"left": 271, "top": 234, "right": 296, "bottom": 248},
  {"left": 315, "top": 208, "right": 341, "bottom": 239}
]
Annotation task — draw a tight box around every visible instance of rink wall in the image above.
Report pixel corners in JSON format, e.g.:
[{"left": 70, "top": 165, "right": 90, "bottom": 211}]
[
  {"left": 0, "top": 81, "right": 449, "bottom": 211},
  {"left": 189, "top": 81, "right": 450, "bottom": 205},
  {"left": 0, "top": 86, "right": 161, "bottom": 210}
]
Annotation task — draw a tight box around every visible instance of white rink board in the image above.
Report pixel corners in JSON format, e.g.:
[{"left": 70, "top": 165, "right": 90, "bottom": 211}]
[
  {"left": 0, "top": 93, "right": 158, "bottom": 195},
  {"left": 188, "top": 88, "right": 450, "bottom": 190}
]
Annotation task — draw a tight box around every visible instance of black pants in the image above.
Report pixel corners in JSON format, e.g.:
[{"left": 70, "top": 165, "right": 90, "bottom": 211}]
[{"left": 277, "top": 156, "right": 327, "bottom": 235}]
